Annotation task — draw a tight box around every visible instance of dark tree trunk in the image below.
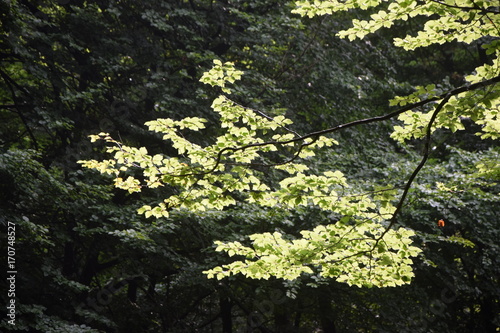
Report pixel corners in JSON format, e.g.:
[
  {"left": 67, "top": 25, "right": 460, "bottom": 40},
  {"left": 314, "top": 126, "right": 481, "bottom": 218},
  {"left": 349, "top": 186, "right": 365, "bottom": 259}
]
[{"left": 220, "top": 294, "right": 232, "bottom": 333}]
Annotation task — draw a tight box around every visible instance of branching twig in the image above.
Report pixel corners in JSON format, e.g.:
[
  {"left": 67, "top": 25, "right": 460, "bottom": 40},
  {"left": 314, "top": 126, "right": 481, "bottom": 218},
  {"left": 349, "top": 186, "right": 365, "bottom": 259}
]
[
  {"left": 190, "top": 75, "right": 500, "bottom": 177},
  {"left": 430, "top": 0, "right": 500, "bottom": 14},
  {"left": 377, "top": 93, "right": 453, "bottom": 243},
  {"left": 110, "top": 75, "right": 500, "bottom": 185}
]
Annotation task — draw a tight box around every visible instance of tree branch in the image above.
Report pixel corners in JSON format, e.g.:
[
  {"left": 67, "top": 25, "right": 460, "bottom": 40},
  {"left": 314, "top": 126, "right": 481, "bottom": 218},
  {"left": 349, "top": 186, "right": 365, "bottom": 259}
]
[
  {"left": 196, "top": 74, "right": 500, "bottom": 177},
  {"left": 378, "top": 93, "right": 453, "bottom": 242},
  {"left": 430, "top": 0, "right": 500, "bottom": 14}
]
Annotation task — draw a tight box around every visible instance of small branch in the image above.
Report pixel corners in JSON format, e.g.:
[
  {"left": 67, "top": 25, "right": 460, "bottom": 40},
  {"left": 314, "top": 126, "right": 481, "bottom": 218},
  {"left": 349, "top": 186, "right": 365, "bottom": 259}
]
[
  {"left": 230, "top": 99, "right": 302, "bottom": 137},
  {"left": 194, "top": 75, "right": 500, "bottom": 177},
  {"left": 107, "top": 75, "right": 500, "bottom": 185},
  {"left": 430, "top": 0, "right": 500, "bottom": 14},
  {"left": 377, "top": 93, "right": 453, "bottom": 243},
  {"left": 313, "top": 93, "right": 454, "bottom": 271}
]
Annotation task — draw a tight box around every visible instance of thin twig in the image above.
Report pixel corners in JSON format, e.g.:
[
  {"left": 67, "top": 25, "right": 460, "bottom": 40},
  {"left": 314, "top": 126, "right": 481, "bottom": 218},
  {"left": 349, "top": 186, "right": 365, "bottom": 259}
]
[
  {"left": 377, "top": 93, "right": 453, "bottom": 243},
  {"left": 430, "top": 0, "right": 499, "bottom": 14}
]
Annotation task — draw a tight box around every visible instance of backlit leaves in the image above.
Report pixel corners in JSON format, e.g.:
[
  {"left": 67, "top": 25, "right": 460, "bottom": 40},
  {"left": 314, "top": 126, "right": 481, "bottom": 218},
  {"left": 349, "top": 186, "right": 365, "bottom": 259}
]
[
  {"left": 80, "top": 0, "right": 500, "bottom": 288},
  {"left": 293, "top": 0, "right": 500, "bottom": 145},
  {"left": 199, "top": 59, "right": 244, "bottom": 94},
  {"left": 80, "top": 61, "right": 422, "bottom": 287},
  {"left": 204, "top": 223, "right": 421, "bottom": 287}
]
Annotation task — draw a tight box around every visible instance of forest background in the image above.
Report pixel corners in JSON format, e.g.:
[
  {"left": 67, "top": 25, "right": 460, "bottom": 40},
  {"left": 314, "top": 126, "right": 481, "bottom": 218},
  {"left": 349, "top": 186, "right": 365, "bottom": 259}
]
[{"left": 0, "top": 0, "right": 499, "bottom": 332}]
